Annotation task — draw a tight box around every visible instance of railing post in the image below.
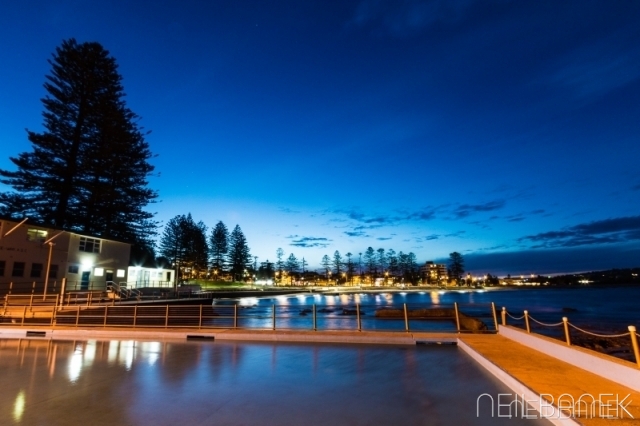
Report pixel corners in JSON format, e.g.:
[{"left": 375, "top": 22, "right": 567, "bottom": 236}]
[
  {"left": 454, "top": 302, "right": 461, "bottom": 333},
  {"left": 403, "top": 303, "right": 410, "bottom": 333},
  {"left": 272, "top": 304, "right": 276, "bottom": 330},
  {"left": 165, "top": 305, "right": 169, "bottom": 329},
  {"left": 76, "top": 306, "right": 80, "bottom": 327},
  {"left": 501, "top": 307, "right": 507, "bottom": 326},
  {"left": 9, "top": 281, "right": 13, "bottom": 296},
  {"left": 491, "top": 302, "right": 499, "bottom": 332},
  {"left": 87, "top": 292, "right": 91, "bottom": 307},
  {"left": 629, "top": 326, "right": 639, "bottom": 368},
  {"left": 199, "top": 304, "right": 202, "bottom": 329},
  {"left": 524, "top": 310, "right": 531, "bottom": 333},
  {"left": 29, "top": 293, "right": 34, "bottom": 311},
  {"left": 234, "top": 304, "right": 238, "bottom": 329},
  {"left": 104, "top": 306, "right": 108, "bottom": 327},
  {"left": 312, "top": 304, "right": 317, "bottom": 331},
  {"left": 356, "top": 303, "right": 361, "bottom": 332},
  {"left": 21, "top": 306, "right": 27, "bottom": 326},
  {"left": 60, "top": 278, "right": 67, "bottom": 307},
  {"left": 562, "top": 317, "right": 571, "bottom": 346},
  {"left": 32, "top": 281, "right": 35, "bottom": 294},
  {"left": 134, "top": 305, "right": 138, "bottom": 328}
]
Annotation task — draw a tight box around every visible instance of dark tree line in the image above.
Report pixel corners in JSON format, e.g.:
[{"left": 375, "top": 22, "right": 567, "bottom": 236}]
[
  {"left": 158, "top": 216, "right": 251, "bottom": 283},
  {"left": 0, "top": 39, "right": 157, "bottom": 253}
]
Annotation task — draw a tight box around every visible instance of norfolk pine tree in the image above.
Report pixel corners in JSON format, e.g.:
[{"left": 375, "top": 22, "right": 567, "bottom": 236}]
[{"left": 0, "top": 38, "right": 157, "bottom": 247}]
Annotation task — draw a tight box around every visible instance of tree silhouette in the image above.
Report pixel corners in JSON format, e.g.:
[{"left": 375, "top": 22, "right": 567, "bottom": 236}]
[
  {"left": 209, "top": 221, "right": 228, "bottom": 274},
  {"left": 0, "top": 38, "right": 157, "bottom": 247},
  {"left": 448, "top": 252, "right": 465, "bottom": 285},
  {"left": 228, "top": 225, "right": 251, "bottom": 281}
]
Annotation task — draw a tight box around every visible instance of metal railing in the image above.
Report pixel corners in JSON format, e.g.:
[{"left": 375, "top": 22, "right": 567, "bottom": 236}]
[
  {"left": 500, "top": 306, "right": 640, "bottom": 368},
  {"left": 0, "top": 301, "right": 498, "bottom": 334}
]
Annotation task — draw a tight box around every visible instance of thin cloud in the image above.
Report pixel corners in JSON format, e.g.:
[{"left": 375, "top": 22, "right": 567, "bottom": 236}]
[
  {"left": 288, "top": 236, "right": 331, "bottom": 248},
  {"left": 453, "top": 199, "right": 506, "bottom": 219},
  {"left": 520, "top": 215, "right": 640, "bottom": 248}
]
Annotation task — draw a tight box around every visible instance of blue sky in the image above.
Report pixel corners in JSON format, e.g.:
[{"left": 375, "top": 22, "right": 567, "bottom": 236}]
[{"left": 1, "top": 0, "right": 640, "bottom": 275}]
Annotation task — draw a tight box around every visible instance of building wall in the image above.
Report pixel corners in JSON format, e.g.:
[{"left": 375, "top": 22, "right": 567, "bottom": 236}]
[
  {"left": 65, "top": 233, "right": 130, "bottom": 289},
  {"left": 0, "top": 218, "right": 130, "bottom": 292}
]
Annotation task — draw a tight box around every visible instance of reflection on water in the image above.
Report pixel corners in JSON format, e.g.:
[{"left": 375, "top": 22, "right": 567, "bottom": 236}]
[
  {"left": 0, "top": 338, "right": 550, "bottom": 426},
  {"left": 220, "top": 286, "right": 640, "bottom": 331}
]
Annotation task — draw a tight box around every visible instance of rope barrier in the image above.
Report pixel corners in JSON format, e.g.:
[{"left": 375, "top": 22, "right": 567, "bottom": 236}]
[
  {"left": 505, "top": 312, "right": 525, "bottom": 320},
  {"left": 567, "top": 323, "right": 631, "bottom": 338},
  {"left": 527, "top": 316, "right": 563, "bottom": 327}
]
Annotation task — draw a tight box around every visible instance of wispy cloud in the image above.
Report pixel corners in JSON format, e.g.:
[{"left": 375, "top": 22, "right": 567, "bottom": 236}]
[
  {"left": 519, "top": 215, "right": 640, "bottom": 248},
  {"left": 452, "top": 199, "right": 506, "bottom": 219},
  {"left": 287, "top": 235, "right": 332, "bottom": 248},
  {"left": 350, "top": 0, "right": 478, "bottom": 37}
]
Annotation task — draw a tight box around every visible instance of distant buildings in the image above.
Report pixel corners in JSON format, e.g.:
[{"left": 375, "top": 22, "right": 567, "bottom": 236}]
[
  {"left": 421, "top": 261, "right": 448, "bottom": 285},
  {"left": 0, "top": 217, "right": 130, "bottom": 291}
]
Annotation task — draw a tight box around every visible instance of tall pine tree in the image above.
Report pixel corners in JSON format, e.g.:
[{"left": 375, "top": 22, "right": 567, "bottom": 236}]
[
  {"left": 209, "top": 221, "right": 229, "bottom": 273},
  {"left": 227, "top": 225, "right": 251, "bottom": 281},
  {"left": 0, "top": 39, "right": 157, "bottom": 246}
]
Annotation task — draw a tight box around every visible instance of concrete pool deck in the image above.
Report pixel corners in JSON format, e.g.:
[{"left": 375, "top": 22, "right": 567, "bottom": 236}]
[{"left": 1, "top": 326, "right": 639, "bottom": 424}]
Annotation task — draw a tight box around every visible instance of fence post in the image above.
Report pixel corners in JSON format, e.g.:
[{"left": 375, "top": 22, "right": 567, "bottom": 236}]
[
  {"left": 234, "top": 304, "right": 238, "bottom": 329},
  {"left": 134, "top": 305, "right": 138, "bottom": 328},
  {"left": 524, "top": 310, "right": 531, "bottom": 333},
  {"left": 501, "top": 307, "right": 507, "bottom": 326},
  {"left": 165, "top": 305, "right": 169, "bottom": 329},
  {"left": 356, "top": 303, "right": 362, "bottom": 332},
  {"left": 404, "top": 303, "right": 410, "bottom": 333},
  {"left": 454, "top": 302, "right": 461, "bottom": 333},
  {"left": 629, "top": 326, "right": 639, "bottom": 368},
  {"left": 272, "top": 304, "right": 276, "bottom": 330},
  {"left": 562, "top": 317, "right": 571, "bottom": 346},
  {"left": 60, "top": 278, "right": 67, "bottom": 307},
  {"left": 491, "top": 302, "right": 499, "bottom": 332},
  {"left": 312, "top": 304, "right": 317, "bottom": 331}
]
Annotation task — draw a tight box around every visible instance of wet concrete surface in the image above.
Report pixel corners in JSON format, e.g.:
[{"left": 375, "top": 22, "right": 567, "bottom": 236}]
[{"left": 0, "top": 338, "right": 552, "bottom": 425}]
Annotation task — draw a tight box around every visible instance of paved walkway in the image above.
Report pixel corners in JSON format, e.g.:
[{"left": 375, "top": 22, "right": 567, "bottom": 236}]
[{"left": 459, "top": 334, "right": 640, "bottom": 425}]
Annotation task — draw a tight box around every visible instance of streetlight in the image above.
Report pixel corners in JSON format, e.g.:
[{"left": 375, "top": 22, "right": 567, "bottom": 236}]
[{"left": 43, "top": 231, "right": 63, "bottom": 300}]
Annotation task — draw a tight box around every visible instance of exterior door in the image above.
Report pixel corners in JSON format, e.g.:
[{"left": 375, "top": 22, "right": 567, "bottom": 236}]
[
  {"left": 106, "top": 270, "right": 114, "bottom": 282},
  {"left": 81, "top": 271, "right": 90, "bottom": 290}
]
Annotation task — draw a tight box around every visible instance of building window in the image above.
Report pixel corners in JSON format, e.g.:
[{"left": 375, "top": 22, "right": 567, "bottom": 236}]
[
  {"left": 0, "top": 260, "right": 5, "bottom": 276},
  {"left": 116, "top": 269, "right": 126, "bottom": 278},
  {"left": 12, "top": 262, "right": 25, "bottom": 277},
  {"left": 79, "top": 237, "right": 101, "bottom": 253},
  {"left": 94, "top": 267, "right": 104, "bottom": 277},
  {"left": 68, "top": 265, "right": 79, "bottom": 274},
  {"left": 30, "top": 263, "right": 43, "bottom": 278},
  {"left": 27, "top": 229, "right": 48, "bottom": 243},
  {"left": 49, "top": 265, "right": 58, "bottom": 279}
]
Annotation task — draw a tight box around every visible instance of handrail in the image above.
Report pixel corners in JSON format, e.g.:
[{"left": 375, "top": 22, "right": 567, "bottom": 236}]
[{"left": 503, "top": 306, "right": 640, "bottom": 368}]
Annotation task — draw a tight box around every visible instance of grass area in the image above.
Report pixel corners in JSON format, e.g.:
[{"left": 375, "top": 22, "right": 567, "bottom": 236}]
[{"left": 187, "top": 279, "right": 254, "bottom": 290}]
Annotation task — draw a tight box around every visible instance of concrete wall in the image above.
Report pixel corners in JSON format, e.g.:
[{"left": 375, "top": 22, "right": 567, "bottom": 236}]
[
  {"left": 0, "top": 218, "right": 130, "bottom": 292},
  {"left": 499, "top": 325, "right": 640, "bottom": 392}
]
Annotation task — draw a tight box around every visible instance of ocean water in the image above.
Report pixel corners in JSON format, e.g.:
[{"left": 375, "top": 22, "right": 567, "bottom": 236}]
[{"left": 215, "top": 286, "right": 640, "bottom": 333}]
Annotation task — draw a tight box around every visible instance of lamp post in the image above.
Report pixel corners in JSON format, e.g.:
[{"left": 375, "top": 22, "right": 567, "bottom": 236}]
[{"left": 43, "top": 231, "right": 63, "bottom": 301}]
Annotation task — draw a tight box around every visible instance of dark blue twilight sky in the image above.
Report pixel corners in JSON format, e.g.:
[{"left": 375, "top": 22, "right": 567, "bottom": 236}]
[{"left": 1, "top": 1, "right": 640, "bottom": 275}]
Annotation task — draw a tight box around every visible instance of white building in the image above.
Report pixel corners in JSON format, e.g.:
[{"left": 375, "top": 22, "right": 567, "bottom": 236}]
[
  {"left": 127, "top": 266, "right": 174, "bottom": 288},
  {"left": 0, "top": 217, "right": 130, "bottom": 292}
]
